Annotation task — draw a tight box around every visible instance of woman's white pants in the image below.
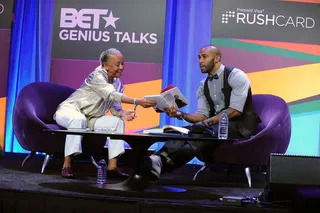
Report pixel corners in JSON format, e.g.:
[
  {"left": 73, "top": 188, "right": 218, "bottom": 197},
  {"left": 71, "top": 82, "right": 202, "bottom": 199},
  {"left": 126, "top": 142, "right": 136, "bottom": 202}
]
[{"left": 55, "top": 107, "right": 125, "bottom": 159}]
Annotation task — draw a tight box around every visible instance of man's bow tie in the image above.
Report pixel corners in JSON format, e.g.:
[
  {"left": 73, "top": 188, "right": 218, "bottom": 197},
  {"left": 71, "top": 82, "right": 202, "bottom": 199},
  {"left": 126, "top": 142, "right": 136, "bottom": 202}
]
[{"left": 208, "top": 74, "right": 219, "bottom": 81}]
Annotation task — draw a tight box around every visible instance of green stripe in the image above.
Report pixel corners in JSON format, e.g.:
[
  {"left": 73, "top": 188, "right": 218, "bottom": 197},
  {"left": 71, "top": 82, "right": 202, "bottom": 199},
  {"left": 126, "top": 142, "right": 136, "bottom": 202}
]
[
  {"left": 289, "top": 100, "right": 320, "bottom": 115},
  {"left": 211, "top": 38, "right": 320, "bottom": 63}
]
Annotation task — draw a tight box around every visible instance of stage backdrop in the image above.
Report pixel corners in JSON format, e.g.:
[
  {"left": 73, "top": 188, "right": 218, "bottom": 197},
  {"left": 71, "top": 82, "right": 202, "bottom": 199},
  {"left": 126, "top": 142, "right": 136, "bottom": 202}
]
[
  {"left": 50, "top": 0, "right": 166, "bottom": 150},
  {"left": 211, "top": 0, "right": 320, "bottom": 156},
  {"left": 0, "top": 0, "right": 13, "bottom": 155}
]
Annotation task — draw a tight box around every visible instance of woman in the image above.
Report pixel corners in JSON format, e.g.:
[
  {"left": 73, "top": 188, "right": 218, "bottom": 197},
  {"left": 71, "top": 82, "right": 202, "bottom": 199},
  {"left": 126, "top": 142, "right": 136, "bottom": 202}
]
[{"left": 54, "top": 48, "right": 155, "bottom": 178}]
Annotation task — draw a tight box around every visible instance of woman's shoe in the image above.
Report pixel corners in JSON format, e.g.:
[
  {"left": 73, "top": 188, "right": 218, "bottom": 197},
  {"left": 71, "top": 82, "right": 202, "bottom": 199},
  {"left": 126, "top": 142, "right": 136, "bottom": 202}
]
[{"left": 61, "top": 167, "right": 74, "bottom": 178}]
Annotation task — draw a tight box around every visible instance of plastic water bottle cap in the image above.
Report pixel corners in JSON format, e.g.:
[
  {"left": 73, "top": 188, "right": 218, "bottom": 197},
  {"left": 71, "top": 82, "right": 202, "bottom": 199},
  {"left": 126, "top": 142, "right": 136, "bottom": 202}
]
[
  {"left": 222, "top": 109, "right": 227, "bottom": 113},
  {"left": 98, "top": 159, "right": 107, "bottom": 165}
]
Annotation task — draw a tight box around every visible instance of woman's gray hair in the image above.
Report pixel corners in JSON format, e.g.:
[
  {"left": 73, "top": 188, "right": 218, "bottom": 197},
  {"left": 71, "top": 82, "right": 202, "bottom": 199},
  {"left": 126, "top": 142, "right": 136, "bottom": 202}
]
[{"left": 99, "top": 48, "right": 122, "bottom": 66}]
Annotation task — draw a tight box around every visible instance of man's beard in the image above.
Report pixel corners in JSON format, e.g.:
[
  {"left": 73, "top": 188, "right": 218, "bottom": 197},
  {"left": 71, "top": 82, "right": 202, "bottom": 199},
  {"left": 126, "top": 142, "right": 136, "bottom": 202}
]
[{"left": 203, "top": 59, "right": 215, "bottom": 74}]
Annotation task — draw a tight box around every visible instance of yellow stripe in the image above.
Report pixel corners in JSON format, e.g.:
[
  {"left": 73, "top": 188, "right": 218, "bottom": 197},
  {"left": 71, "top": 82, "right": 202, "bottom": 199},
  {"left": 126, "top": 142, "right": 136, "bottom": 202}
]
[
  {"left": 248, "top": 63, "right": 320, "bottom": 103},
  {"left": 0, "top": 97, "right": 7, "bottom": 150}
]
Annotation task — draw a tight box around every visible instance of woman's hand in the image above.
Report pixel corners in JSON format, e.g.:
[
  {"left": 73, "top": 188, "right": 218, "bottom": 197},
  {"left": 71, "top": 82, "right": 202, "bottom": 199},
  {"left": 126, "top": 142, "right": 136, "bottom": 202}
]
[
  {"left": 163, "top": 105, "right": 179, "bottom": 117},
  {"left": 136, "top": 98, "right": 156, "bottom": 108},
  {"left": 120, "top": 110, "right": 136, "bottom": 121}
]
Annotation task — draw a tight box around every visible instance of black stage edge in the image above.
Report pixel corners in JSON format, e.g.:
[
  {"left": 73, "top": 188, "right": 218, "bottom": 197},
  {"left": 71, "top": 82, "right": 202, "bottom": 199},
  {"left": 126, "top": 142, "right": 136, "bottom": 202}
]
[{"left": 0, "top": 154, "right": 292, "bottom": 213}]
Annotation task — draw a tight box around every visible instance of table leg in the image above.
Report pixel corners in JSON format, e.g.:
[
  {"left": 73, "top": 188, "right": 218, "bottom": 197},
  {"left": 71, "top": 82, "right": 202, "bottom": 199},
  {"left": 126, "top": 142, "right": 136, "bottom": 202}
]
[{"left": 91, "top": 139, "right": 186, "bottom": 193}]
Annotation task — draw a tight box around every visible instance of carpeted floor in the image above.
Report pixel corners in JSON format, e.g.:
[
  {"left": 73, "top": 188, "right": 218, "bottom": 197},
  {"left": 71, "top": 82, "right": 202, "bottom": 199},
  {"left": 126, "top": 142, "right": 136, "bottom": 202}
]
[{"left": 0, "top": 154, "right": 290, "bottom": 212}]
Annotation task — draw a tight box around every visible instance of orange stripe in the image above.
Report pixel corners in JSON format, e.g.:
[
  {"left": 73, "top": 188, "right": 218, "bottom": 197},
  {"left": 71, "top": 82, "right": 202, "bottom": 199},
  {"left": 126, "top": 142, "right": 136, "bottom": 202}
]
[
  {"left": 106, "top": 80, "right": 162, "bottom": 132},
  {"left": 0, "top": 97, "right": 7, "bottom": 150},
  {"left": 235, "top": 39, "right": 320, "bottom": 56},
  {"left": 248, "top": 63, "right": 320, "bottom": 103}
]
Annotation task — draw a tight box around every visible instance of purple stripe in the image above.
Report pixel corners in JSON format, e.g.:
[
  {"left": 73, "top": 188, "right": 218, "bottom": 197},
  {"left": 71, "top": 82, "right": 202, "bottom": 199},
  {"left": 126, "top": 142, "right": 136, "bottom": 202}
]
[
  {"left": 0, "top": 29, "right": 10, "bottom": 97},
  {"left": 219, "top": 46, "right": 314, "bottom": 73},
  {"left": 288, "top": 94, "right": 320, "bottom": 106},
  {"left": 50, "top": 59, "right": 162, "bottom": 89}
]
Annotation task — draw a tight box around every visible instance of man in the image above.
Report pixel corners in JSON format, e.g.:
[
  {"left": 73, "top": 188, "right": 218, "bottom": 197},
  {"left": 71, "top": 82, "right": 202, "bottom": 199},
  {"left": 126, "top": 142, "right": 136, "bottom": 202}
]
[
  {"left": 142, "top": 45, "right": 261, "bottom": 181},
  {"left": 54, "top": 48, "right": 155, "bottom": 178}
]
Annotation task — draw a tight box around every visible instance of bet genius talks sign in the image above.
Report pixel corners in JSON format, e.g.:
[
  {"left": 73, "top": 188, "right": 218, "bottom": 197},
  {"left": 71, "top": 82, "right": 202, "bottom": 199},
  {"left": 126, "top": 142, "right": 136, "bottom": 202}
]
[
  {"left": 52, "top": 0, "right": 166, "bottom": 63},
  {"left": 0, "top": 0, "right": 13, "bottom": 29}
]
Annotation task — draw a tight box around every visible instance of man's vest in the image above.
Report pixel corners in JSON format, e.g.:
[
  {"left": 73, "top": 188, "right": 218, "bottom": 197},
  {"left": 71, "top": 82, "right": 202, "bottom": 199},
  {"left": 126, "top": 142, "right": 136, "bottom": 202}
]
[{"left": 203, "top": 66, "right": 261, "bottom": 139}]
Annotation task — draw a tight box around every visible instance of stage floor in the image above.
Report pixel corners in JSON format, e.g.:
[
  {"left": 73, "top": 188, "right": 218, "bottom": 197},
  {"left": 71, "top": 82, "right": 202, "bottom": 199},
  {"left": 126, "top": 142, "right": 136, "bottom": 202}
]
[{"left": 0, "top": 154, "right": 289, "bottom": 213}]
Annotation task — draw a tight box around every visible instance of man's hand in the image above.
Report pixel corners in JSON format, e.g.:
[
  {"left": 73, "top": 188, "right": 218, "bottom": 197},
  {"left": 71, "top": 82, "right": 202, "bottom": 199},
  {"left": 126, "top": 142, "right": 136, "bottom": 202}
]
[
  {"left": 136, "top": 98, "right": 156, "bottom": 108},
  {"left": 198, "top": 108, "right": 242, "bottom": 126},
  {"left": 163, "top": 105, "right": 179, "bottom": 117},
  {"left": 197, "top": 118, "right": 213, "bottom": 126},
  {"left": 120, "top": 110, "right": 136, "bottom": 121}
]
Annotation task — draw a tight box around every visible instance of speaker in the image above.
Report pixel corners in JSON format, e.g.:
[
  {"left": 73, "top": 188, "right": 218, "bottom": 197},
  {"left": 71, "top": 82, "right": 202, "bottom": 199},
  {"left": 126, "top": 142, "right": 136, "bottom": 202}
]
[{"left": 263, "top": 153, "right": 320, "bottom": 201}]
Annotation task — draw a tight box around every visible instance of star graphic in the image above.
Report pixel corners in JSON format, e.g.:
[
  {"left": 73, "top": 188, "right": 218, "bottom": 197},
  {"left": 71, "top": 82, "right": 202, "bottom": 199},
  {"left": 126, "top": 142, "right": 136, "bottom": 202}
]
[{"left": 102, "top": 11, "right": 120, "bottom": 29}]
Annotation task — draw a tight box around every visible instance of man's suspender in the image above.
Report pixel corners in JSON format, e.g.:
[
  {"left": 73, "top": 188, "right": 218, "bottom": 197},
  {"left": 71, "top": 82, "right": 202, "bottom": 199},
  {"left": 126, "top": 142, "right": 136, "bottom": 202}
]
[{"left": 204, "top": 66, "right": 234, "bottom": 117}]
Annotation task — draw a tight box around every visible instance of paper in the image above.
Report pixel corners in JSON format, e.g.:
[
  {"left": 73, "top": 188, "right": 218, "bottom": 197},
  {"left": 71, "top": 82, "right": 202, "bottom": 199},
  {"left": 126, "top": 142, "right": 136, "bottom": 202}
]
[
  {"left": 143, "top": 125, "right": 189, "bottom": 135},
  {"left": 145, "top": 86, "right": 188, "bottom": 112}
]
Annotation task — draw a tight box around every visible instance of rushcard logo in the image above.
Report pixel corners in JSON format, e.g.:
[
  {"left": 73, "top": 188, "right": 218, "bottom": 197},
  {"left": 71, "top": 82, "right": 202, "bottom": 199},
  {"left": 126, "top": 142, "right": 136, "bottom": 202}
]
[
  {"left": 59, "top": 8, "right": 158, "bottom": 44},
  {"left": 0, "top": 4, "right": 4, "bottom": 15},
  {"left": 221, "top": 11, "right": 235, "bottom": 24},
  {"left": 221, "top": 8, "right": 315, "bottom": 29}
]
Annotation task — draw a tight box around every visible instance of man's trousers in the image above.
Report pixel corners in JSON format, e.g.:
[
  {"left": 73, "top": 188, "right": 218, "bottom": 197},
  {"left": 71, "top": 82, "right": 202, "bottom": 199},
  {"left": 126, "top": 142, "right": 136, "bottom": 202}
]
[{"left": 156, "top": 121, "right": 242, "bottom": 169}]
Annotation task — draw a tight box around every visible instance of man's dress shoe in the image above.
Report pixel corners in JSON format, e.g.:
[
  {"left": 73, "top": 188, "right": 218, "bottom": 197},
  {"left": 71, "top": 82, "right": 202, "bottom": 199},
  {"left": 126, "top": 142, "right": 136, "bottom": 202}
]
[{"left": 107, "top": 168, "right": 129, "bottom": 179}]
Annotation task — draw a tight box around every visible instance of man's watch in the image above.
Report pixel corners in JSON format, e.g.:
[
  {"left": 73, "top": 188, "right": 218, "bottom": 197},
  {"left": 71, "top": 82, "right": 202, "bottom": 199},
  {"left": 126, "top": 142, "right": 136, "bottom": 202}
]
[{"left": 176, "top": 111, "right": 186, "bottom": 120}]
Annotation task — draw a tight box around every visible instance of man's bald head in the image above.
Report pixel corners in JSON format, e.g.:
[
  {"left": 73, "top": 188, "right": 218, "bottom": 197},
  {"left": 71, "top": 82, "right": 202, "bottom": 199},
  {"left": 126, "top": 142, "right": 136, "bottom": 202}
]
[{"left": 200, "top": 45, "right": 222, "bottom": 60}]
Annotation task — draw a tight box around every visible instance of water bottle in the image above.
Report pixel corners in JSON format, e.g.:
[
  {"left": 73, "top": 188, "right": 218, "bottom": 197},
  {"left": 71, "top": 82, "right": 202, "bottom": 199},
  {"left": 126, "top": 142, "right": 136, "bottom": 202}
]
[
  {"left": 97, "top": 159, "right": 107, "bottom": 184},
  {"left": 218, "top": 110, "right": 229, "bottom": 139}
]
